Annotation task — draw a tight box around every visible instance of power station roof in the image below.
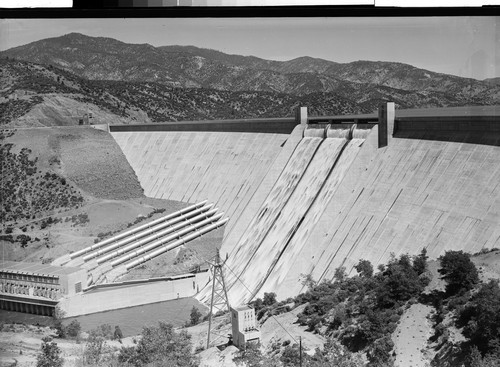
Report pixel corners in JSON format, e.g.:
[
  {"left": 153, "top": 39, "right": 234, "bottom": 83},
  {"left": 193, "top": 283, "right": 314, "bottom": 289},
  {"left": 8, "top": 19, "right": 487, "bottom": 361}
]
[{"left": 0, "top": 260, "right": 83, "bottom": 277}]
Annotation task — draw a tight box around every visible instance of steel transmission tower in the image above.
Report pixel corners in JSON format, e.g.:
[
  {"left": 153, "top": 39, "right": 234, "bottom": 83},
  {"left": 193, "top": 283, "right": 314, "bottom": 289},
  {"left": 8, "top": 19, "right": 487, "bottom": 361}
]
[{"left": 206, "top": 248, "right": 231, "bottom": 349}]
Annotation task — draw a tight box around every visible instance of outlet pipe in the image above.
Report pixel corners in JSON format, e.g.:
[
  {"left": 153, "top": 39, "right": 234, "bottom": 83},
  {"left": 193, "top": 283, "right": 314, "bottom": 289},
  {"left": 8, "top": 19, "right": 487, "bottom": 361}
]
[
  {"left": 83, "top": 203, "right": 214, "bottom": 261},
  {"left": 96, "top": 208, "right": 220, "bottom": 264},
  {"left": 125, "top": 217, "right": 229, "bottom": 270},
  {"left": 111, "top": 213, "right": 225, "bottom": 267},
  {"left": 70, "top": 200, "right": 208, "bottom": 259}
]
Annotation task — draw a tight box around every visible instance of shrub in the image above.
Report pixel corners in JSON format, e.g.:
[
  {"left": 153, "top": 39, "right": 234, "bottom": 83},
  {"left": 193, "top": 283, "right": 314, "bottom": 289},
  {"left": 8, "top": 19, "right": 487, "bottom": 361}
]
[
  {"left": 127, "top": 322, "right": 196, "bottom": 367},
  {"left": 36, "top": 336, "right": 63, "bottom": 367},
  {"left": 65, "top": 320, "right": 81, "bottom": 338},
  {"left": 53, "top": 319, "right": 65, "bottom": 338},
  {"left": 190, "top": 306, "right": 202, "bottom": 326}
]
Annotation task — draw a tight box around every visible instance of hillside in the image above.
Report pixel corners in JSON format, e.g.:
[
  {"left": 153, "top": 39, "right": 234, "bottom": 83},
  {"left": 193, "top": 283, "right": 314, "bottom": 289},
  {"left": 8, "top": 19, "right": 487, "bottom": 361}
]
[
  {"left": 1, "top": 57, "right": 498, "bottom": 127},
  {"left": 0, "top": 126, "right": 180, "bottom": 265},
  {"left": 0, "top": 58, "right": 369, "bottom": 126},
  {"left": 1, "top": 32, "right": 498, "bottom": 117}
]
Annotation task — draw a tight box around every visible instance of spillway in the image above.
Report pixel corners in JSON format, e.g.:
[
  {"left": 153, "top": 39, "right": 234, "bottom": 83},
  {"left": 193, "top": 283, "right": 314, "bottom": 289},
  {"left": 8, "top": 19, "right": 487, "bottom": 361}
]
[
  {"left": 224, "top": 137, "right": 349, "bottom": 304},
  {"left": 221, "top": 137, "right": 323, "bottom": 286},
  {"left": 262, "top": 138, "right": 366, "bottom": 299}
]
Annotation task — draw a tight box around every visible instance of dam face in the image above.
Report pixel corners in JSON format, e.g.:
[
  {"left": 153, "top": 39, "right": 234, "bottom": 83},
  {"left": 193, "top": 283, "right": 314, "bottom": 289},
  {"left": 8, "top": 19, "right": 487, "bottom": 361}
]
[
  {"left": 111, "top": 130, "right": 292, "bottom": 241},
  {"left": 111, "top": 112, "right": 500, "bottom": 306}
]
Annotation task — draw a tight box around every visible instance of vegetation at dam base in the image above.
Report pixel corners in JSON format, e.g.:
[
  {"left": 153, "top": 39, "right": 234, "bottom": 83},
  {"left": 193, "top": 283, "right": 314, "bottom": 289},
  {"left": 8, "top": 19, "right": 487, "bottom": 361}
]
[{"left": 4, "top": 248, "right": 499, "bottom": 367}]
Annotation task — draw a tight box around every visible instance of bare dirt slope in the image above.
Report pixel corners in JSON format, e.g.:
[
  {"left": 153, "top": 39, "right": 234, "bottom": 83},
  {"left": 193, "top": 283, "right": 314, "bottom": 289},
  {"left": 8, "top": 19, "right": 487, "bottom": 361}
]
[{"left": 8, "top": 94, "right": 150, "bottom": 127}]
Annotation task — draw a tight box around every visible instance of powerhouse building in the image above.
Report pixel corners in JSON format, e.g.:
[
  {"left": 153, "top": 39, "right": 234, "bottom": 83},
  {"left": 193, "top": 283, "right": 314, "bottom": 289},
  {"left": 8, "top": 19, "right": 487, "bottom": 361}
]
[{"left": 0, "top": 260, "right": 87, "bottom": 315}]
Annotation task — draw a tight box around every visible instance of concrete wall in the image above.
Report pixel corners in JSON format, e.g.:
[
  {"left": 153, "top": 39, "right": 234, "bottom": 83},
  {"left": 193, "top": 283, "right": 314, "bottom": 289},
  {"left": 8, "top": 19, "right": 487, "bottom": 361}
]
[
  {"left": 111, "top": 131, "right": 289, "bottom": 238},
  {"left": 63, "top": 268, "right": 87, "bottom": 296},
  {"left": 110, "top": 110, "right": 500, "bottom": 306},
  {"left": 285, "top": 125, "right": 500, "bottom": 298},
  {"left": 59, "top": 272, "right": 209, "bottom": 317},
  {"left": 203, "top": 118, "right": 500, "bottom": 304}
]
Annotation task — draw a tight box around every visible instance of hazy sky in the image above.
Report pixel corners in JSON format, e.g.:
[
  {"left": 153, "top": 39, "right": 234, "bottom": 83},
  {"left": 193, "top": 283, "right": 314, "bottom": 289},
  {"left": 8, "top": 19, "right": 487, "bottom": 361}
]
[{"left": 1, "top": 17, "right": 498, "bottom": 79}]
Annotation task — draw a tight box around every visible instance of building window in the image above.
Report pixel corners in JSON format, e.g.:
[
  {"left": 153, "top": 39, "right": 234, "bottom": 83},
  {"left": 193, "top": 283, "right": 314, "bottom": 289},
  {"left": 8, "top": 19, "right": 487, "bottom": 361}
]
[{"left": 75, "top": 282, "right": 82, "bottom": 293}]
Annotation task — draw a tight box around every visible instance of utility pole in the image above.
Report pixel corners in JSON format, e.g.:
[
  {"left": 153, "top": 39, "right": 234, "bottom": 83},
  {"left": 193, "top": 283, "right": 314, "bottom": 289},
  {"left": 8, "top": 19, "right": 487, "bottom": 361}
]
[
  {"left": 299, "top": 336, "right": 303, "bottom": 367},
  {"left": 206, "top": 248, "right": 231, "bottom": 349}
]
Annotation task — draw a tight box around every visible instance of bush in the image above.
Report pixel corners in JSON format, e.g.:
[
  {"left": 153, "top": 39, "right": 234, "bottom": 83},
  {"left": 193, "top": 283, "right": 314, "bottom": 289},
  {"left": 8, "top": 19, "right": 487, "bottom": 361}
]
[
  {"left": 118, "top": 321, "right": 196, "bottom": 367},
  {"left": 190, "top": 306, "right": 202, "bottom": 326},
  {"left": 53, "top": 319, "right": 65, "bottom": 338},
  {"left": 65, "top": 320, "right": 81, "bottom": 338},
  {"left": 36, "top": 336, "right": 63, "bottom": 367}
]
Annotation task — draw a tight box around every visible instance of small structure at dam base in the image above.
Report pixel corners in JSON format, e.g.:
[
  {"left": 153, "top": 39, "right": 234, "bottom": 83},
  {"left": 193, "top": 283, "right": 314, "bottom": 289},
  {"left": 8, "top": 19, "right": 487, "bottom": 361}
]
[{"left": 230, "top": 305, "right": 260, "bottom": 350}]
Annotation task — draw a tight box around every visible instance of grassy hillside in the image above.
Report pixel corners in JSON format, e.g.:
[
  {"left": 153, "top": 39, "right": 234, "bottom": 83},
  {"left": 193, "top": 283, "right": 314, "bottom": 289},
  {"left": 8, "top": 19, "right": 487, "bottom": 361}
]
[
  {"left": 2, "top": 58, "right": 498, "bottom": 127},
  {"left": 0, "top": 127, "right": 150, "bottom": 263}
]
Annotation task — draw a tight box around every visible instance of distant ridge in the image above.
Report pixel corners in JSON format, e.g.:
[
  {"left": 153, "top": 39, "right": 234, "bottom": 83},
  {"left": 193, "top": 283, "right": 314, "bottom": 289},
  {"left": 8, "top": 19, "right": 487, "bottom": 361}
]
[
  {"left": 1, "top": 32, "right": 498, "bottom": 100},
  {"left": 1, "top": 33, "right": 499, "bottom": 126}
]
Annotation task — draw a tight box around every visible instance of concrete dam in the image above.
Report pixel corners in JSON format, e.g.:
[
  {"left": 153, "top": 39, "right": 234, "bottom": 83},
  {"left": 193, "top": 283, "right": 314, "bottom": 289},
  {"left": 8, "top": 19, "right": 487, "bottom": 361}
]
[{"left": 110, "top": 105, "right": 500, "bottom": 306}]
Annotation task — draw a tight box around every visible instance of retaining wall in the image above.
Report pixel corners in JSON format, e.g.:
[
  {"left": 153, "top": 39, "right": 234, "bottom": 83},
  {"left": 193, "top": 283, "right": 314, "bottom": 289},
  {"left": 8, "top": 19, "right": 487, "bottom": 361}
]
[{"left": 59, "top": 272, "right": 209, "bottom": 317}]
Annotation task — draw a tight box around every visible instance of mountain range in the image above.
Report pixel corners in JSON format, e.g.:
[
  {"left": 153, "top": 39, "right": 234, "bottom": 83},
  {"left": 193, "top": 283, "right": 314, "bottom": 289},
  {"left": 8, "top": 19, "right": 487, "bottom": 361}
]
[{"left": 0, "top": 32, "right": 498, "bottom": 126}]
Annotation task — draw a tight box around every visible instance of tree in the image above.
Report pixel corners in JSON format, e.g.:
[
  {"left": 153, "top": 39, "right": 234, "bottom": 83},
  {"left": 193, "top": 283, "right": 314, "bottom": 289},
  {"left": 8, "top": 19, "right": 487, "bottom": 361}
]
[
  {"left": 280, "top": 343, "right": 303, "bottom": 367},
  {"left": 439, "top": 250, "right": 479, "bottom": 295},
  {"left": 84, "top": 328, "right": 108, "bottom": 365},
  {"left": 263, "top": 292, "right": 277, "bottom": 306},
  {"left": 412, "top": 248, "right": 428, "bottom": 275},
  {"left": 120, "top": 321, "right": 197, "bottom": 367},
  {"left": 376, "top": 255, "right": 423, "bottom": 308},
  {"left": 461, "top": 280, "right": 500, "bottom": 354},
  {"left": 190, "top": 306, "right": 202, "bottom": 326},
  {"left": 355, "top": 259, "right": 374, "bottom": 278},
  {"left": 366, "top": 336, "right": 394, "bottom": 366},
  {"left": 37, "top": 337, "right": 63, "bottom": 367},
  {"left": 309, "top": 338, "right": 364, "bottom": 367},
  {"left": 234, "top": 342, "right": 280, "bottom": 367},
  {"left": 334, "top": 266, "right": 347, "bottom": 282}
]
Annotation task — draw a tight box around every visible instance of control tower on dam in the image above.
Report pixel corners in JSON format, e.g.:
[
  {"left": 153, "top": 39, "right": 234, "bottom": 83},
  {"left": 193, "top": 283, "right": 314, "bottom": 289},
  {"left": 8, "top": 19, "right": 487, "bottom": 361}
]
[{"left": 110, "top": 105, "right": 500, "bottom": 306}]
